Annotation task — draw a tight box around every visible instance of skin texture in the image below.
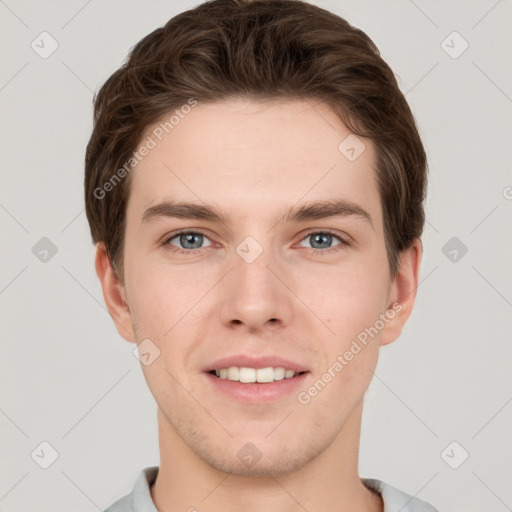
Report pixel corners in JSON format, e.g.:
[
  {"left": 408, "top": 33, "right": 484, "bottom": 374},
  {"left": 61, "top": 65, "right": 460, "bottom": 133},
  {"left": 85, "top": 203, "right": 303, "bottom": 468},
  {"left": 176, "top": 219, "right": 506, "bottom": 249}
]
[{"left": 95, "top": 98, "right": 422, "bottom": 512}]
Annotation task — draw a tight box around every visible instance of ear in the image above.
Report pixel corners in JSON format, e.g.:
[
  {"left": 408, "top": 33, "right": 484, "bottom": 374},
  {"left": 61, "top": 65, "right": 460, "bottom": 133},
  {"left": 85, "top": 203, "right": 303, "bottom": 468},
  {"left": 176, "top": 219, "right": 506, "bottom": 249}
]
[
  {"left": 94, "top": 242, "right": 136, "bottom": 343},
  {"left": 380, "top": 238, "right": 423, "bottom": 346}
]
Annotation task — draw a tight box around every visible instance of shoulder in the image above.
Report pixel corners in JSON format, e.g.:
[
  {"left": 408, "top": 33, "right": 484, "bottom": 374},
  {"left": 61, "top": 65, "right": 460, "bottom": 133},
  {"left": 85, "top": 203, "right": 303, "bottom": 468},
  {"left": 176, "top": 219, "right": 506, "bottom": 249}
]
[
  {"left": 361, "top": 477, "right": 441, "bottom": 512},
  {"left": 103, "top": 492, "right": 132, "bottom": 512},
  {"left": 102, "top": 466, "right": 159, "bottom": 512}
]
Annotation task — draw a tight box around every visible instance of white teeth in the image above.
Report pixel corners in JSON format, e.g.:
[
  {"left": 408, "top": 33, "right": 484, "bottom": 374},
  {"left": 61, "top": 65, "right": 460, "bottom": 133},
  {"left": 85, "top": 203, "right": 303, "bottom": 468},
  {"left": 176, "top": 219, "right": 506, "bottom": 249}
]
[
  {"left": 227, "top": 366, "right": 239, "bottom": 380},
  {"left": 273, "top": 367, "right": 285, "bottom": 381},
  {"left": 256, "top": 367, "right": 274, "bottom": 383},
  {"left": 213, "top": 366, "right": 299, "bottom": 383},
  {"left": 239, "top": 367, "right": 256, "bottom": 383}
]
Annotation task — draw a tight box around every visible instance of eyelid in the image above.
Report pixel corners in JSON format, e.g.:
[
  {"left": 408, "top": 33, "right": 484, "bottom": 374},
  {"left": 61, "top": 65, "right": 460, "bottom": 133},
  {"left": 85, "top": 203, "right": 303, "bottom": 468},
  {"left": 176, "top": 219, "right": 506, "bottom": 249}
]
[
  {"left": 162, "top": 227, "right": 351, "bottom": 252},
  {"left": 163, "top": 228, "right": 215, "bottom": 246},
  {"left": 299, "top": 226, "right": 350, "bottom": 240},
  {"left": 163, "top": 228, "right": 348, "bottom": 241},
  {"left": 296, "top": 228, "right": 351, "bottom": 247}
]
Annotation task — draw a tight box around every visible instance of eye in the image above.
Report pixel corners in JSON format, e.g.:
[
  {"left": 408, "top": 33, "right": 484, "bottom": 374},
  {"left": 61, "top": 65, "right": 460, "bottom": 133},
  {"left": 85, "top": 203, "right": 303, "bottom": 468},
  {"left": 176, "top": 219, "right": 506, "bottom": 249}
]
[
  {"left": 163, "top": 230, "right": 213, "bottom": 254},
  {"left": 298, "top": 230, "right": 349, "bottom": 252},
  {"left": 161, "top": 228, "right": 350, "bottom": 256}
]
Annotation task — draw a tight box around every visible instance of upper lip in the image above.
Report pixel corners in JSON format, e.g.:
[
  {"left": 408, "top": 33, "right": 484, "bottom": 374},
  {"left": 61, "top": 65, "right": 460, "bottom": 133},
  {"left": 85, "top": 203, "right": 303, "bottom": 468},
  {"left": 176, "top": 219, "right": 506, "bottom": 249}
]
[{"left": 204, "top": 355, "right": 309, "bottom": 373}]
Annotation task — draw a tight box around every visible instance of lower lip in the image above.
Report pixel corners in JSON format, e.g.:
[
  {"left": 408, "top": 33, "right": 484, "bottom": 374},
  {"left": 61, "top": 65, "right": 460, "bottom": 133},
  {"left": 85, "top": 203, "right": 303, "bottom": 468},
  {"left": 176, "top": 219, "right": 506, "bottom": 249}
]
[{"left": 204, "top": 371, "right": 309, "bottom": 404}]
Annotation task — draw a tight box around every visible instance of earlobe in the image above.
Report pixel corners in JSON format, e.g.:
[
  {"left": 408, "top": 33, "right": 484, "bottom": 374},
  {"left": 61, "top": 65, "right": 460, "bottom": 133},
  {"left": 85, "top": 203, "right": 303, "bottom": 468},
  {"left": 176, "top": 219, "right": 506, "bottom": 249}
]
[
  {"left": 94, "top": 242, "right": 136, "bottom": 343},
  {"left": 380, "top": 239, "right": 423, "bottom": 346}
]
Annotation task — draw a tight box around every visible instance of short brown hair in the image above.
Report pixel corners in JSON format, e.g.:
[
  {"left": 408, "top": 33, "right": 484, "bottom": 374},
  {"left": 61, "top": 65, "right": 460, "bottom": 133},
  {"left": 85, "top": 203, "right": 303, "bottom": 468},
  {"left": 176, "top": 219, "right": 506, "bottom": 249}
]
[{"left": 84, "top": 0, "right": 427, "bottom": 281}]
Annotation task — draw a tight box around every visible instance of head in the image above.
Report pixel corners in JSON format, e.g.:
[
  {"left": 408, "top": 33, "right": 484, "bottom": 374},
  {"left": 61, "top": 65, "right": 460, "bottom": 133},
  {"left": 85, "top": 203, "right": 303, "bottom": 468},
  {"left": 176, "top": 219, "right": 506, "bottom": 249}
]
[{"left": 86, "top": 0, "right": 427, "bottom": 477}]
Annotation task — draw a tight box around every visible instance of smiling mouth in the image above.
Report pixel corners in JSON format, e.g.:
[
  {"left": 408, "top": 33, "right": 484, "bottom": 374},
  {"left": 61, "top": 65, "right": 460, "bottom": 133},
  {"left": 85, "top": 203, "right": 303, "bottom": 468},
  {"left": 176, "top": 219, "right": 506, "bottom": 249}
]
[{"left": 208, "top": 366, "right": 307, "bottom": 383}]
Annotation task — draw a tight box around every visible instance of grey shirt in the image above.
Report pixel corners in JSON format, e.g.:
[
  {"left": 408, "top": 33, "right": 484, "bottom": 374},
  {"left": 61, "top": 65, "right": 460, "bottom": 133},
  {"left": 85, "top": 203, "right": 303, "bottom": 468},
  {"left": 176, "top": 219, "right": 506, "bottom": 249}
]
[{"left": 104, "top": 466, "right": 440, "bottom": 512}]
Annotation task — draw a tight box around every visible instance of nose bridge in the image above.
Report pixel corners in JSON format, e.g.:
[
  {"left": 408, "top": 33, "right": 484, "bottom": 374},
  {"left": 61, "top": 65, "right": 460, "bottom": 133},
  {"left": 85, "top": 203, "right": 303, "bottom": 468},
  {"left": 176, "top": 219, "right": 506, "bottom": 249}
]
[{"left": 220, "top": 234, "right": 292, "bottom": 329}]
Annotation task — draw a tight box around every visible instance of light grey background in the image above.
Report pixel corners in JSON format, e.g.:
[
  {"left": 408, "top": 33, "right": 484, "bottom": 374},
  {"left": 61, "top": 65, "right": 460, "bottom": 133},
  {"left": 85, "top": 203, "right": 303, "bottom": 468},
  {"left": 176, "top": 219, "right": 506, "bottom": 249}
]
[{"left": 1, "top": 1, "right": 511, "bottom": 511}]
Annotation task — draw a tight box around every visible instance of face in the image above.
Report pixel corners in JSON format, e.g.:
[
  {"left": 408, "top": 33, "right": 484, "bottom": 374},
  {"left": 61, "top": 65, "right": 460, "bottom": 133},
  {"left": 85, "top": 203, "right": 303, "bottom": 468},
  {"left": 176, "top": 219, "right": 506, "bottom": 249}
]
[{"left": 100, "top": 98, "right": 417, "bottom": 478}]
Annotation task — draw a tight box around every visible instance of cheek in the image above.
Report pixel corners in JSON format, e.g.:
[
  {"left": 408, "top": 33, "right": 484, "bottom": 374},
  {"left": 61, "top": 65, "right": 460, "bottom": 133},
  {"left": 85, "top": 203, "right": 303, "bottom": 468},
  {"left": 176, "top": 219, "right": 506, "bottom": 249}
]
[
  {"left": 300, "top": 260, "right": 390, "bottom": 340},
  {"left": 126, "top": 271, "right": 180, "bottom": 350},
  {"left": 126, "top": 233, "right": 390, "bottom": 345},
  {"left": 126, "top": 262, "right": 211, "bottom": 367}
]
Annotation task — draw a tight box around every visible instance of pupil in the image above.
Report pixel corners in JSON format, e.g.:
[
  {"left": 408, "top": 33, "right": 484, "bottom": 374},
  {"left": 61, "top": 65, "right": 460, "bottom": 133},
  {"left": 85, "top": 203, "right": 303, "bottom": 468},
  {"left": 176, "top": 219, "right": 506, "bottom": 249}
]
[
  {"left": 182, "top": 233, "right": 202, "bottom": 249},
  {"left": 313, "top": 233, "right": 331, "bottom": 248}
]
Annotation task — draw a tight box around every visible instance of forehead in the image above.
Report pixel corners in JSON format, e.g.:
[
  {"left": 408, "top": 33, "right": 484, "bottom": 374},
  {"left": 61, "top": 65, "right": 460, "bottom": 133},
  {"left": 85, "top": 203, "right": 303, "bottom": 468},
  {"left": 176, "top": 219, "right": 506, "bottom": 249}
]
[{"left": 127, "top": 98, "right": 381, "bottom": 227}]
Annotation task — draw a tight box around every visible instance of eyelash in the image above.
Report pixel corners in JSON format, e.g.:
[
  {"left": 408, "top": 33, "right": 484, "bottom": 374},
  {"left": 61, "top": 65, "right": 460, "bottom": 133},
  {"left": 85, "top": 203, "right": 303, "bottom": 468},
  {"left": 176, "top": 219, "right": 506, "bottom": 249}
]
[{"left": 161, "top": 229, "right": 350, "bottom": 256}]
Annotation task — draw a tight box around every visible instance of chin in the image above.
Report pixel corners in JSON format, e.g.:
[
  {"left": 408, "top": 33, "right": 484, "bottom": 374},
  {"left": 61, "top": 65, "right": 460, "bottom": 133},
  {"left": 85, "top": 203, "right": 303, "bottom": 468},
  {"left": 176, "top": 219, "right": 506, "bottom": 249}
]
[
  {"left": 207, "top": 449, "right": 309, "bottom": 478},
  {"left": 188, "top": 432, "right": 325, "bottom": 478}
]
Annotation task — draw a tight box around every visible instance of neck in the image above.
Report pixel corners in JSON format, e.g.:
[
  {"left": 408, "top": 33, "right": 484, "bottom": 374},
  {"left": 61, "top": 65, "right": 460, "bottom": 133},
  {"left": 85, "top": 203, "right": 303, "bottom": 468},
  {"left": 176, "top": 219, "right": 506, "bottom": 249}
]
[{"left": 150, "top": 401, "right": 383, "bottom": 512}]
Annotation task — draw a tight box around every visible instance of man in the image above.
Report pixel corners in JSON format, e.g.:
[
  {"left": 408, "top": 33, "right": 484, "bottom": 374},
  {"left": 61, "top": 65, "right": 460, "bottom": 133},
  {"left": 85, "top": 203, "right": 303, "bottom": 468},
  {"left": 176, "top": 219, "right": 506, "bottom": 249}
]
[{"left": 85, "top": 1, "right": 440, "bottom": 510}]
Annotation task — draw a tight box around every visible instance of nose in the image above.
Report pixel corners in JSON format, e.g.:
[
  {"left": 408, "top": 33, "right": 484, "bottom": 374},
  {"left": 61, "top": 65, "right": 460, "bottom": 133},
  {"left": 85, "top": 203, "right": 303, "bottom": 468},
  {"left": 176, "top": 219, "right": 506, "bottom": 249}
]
[{"left": 219, "top": 245, "right": 294, "bottom": 333}]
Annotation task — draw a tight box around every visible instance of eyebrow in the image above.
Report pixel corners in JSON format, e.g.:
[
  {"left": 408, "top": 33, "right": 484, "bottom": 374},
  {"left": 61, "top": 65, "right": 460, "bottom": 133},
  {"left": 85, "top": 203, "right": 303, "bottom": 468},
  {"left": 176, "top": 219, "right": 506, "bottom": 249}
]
[{"left": 141, "top": 198, "right": 373, "bottom": 229}]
